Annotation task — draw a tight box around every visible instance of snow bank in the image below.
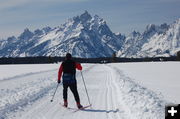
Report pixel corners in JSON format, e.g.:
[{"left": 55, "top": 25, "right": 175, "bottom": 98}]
[
  {"left": 110, "top": 62, "right": 180, "bottom": 103},
  {"left": 108, "top": 65, "right": 167, "bottom": 119}
]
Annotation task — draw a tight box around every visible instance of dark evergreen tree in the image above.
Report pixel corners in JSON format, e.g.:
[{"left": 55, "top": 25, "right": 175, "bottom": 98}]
[{"left": 177, "top": 51, "right": 180, "bottom": 61}]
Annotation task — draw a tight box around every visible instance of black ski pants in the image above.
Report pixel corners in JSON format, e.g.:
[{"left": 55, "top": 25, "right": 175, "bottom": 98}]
[{"left": 63, "top": 83, "right": 80, "bottom": 103}]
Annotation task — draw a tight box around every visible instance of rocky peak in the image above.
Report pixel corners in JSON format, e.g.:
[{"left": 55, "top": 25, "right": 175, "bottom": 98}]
[
  {"left": 130, "top": 31, "right": 141, "bottom": 37},
  {"left": 79, "top": 10, "right": 92, "bottom": 23},
  {"left": 34, "top": 29, "right": 43, "bottom": 36},
  {"left": 7, "top": 36, "right": 17, "bottom": 42},
  {"left": 42, "top": 27, "right": 52, "bottom": 34},
  {"left": 18, "top": 28, "right": 34, "bottom": 40}
]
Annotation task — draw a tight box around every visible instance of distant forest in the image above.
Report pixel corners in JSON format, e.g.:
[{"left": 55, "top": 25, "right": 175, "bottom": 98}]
[{"left": 0, "top": 56, "right": 179, "bottom": 64}]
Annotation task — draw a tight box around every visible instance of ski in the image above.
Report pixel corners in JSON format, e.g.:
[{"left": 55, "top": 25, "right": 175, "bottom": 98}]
[
  {"left": 75, "top": 104, "right": 92, "bottom": 111},
  {"left": 60, "top": 103, "right": 92, "bottom": 112}
]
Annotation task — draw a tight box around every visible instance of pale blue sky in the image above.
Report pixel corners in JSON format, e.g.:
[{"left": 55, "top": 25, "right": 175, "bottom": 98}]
[{"left": 0, "top": 0, "right": 180, "bottom": 39}]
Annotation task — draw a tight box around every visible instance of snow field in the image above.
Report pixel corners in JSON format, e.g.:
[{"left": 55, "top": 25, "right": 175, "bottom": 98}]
[
  {"left": 0, "top": 64, "right": 59, "bottom": 81},
  {"left": 0, "top": 62, "right": 179, "bottom": 119},
  {"left": 108, "top": 65, "right": 166, "bottom": 119},
  {"left": 0, "top": 69, "right": 57, "bottom": 119},
  {"left": 110, "top": 62, "right": 180, "bottom": 103}
]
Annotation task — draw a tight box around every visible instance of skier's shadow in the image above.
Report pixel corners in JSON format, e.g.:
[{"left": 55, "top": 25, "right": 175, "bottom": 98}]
[{"left": 81, "top": 108, "right": 120, "bottom": 113}]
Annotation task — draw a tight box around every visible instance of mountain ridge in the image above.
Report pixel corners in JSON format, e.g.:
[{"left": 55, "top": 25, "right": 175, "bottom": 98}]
[{"left": 0, "top": 11, "right": 179, "bottom": 58}]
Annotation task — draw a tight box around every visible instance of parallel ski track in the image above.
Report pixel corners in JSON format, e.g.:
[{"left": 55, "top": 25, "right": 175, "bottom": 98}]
[
  {"left": 0, "top": 64, "right": 167, "bottom": 119},
  {"left": 107, "top": 64, "right": 167, "bottom": 119},
  {"left": 0, "top": 65, "right": 94, "bottom": 119},
  {"left": 105, "top": 66, "right": 128, "bottom": 119}
]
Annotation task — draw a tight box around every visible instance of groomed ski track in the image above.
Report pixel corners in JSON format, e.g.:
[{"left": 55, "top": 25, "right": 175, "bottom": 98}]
[{"left": 0, "top": 64, "right": 166, "bottom": 119}]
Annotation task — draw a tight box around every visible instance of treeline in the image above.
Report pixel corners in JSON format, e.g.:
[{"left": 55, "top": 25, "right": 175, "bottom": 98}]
[{"left": 0, "top": 56, "right": 178, "bottom": 64}]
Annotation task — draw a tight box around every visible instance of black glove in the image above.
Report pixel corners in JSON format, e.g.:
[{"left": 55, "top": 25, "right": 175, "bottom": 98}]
[{"left": 58, "top": 80, "right": 61, "bottom": 84}]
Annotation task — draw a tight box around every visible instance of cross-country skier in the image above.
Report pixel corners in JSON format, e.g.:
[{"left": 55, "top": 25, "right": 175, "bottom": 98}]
[{"left": 58, "top": 53, "right": 83, "bottom": 109}]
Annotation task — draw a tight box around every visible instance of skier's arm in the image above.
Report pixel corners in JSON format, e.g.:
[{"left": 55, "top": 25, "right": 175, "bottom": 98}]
[
  {"left": 58, "top": 64, "right": 63, "bottom": 83},
  {"left": 75, "top": 62, "right": 82, "bottom": 70}
]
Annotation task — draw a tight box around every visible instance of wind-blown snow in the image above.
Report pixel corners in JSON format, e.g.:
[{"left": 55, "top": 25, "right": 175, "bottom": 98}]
[{"left": 0, "top": 62, "right": 179, "bottom": 119}]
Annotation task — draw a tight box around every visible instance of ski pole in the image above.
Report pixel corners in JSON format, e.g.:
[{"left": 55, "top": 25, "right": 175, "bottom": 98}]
[
  {"left": 50, "top": 83, "right": 59, "bottom": 102},
  {"left": 80, "top": 71, "right": 91, "bottom": 106}
]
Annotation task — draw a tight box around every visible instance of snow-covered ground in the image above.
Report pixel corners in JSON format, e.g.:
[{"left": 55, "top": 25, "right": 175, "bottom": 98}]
[
  {"left": 0, "top": 64, "right": 59, "bottom": 81},
  {"left": 0, "top": 62, "right": 179, "bottom": 119},
  {"left": 110, "top": 62, "right": 180, "bottom": 103}
]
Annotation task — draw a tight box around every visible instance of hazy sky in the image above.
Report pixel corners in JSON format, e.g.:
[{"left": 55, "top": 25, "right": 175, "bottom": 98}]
[{"left": 0, "top": 0, "right": 180, "bottom": 39}]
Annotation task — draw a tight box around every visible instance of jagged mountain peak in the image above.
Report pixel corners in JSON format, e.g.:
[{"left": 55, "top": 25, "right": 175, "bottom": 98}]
[
  {"left": 34, "top": 29, "right": 43, "bottom": 36},
  {"left": 53, "top": 11, "right": 110, "bottom": 38},
  {"left": 70, "top": 11, "right": 105, "bottom": 27},
  {"left": 0, "top": 11, "right": 121, "bottom": 58},
  {"left": 18, "top": 28, "right": 34, "bottom": 40},
  {"left": 24, "top": 28, "right": 31, "bottom": 32},
  {"left": 42, "top": 26, "right": 52, "bottom": 33},
  {"left": 146, "top": 24, "right": 156, "bottom": 31},
  {"left": 130, "top": 31, "right": 141, "bottom": 37},
  {"left": 145, "top": 23, "right": 169, "bottom": 33},
  {"left": 174, "top": 18, "right": 180, "bottom": 24},
  {"left": 160, "top": 23, "right": 169, "bottom": 29},
  {"left": 0, "top": 11, "right": 179, "bottom": 58},
  {"left": 7, "top": 36, "right": 16, "bottom": 41},
  {"left": 71, "top": 11, "right": 92, "bottom": 24},
  {"left": 119, "top": 18, "right": 180, "bottom": 58},
  {"left": 93, "top": 14, "right": 106, "bottom": 26},
  {"left": 33, "top": 26, "right": 52, "bottom": 36},
  {"left": 79, "top": 10, "right": 92, "bottom": 22},
  {"left": 143, "top": 24, "right": 158, "bottom": 36}
]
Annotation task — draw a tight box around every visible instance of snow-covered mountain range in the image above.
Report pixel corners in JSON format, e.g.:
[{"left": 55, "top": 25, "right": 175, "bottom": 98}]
[
  {"left": 118, "top": 19, "right": 180, "bottom": 58},
  {"left": 0, "top": 11, "right": 179, "bottom": 58}
]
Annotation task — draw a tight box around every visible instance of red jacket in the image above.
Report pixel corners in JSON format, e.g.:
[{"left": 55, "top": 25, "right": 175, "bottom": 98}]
[{"left": 58, "top": 62, "right": 82, "bottom": 82}]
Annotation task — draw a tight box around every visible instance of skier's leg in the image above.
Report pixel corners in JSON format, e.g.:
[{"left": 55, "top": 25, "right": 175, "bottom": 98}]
[
  {"left": 69, "top": 83, "right": 83, "bottom": 108},
  {"left": 69, "top": 83, "right": 80, "bottom": 103},
  {"left": 63, "top": 84, "right": 68, "bottom": 107}
]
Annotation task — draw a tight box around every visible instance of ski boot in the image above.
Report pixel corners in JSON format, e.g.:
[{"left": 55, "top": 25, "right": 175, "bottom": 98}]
[
  {"left": 63, "top": 100, "right": 68, "bottom": 107},
  {"left": 77, "top": 102, "right": 83, "bottom": 109}
]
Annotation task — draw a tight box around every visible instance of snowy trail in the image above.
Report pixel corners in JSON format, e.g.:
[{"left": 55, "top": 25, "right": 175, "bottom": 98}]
[
  {"left": 107, "top": 65, "right": 166, "bottom": 119},
  {"left": 0, "top": 69, "right": 58, "bottom": 119},
  {"left": 0, "top": 64, "right": 167, "bottom": 119},
  {"left": 13, "top": 64, "right": 129, "bottom": 119}
]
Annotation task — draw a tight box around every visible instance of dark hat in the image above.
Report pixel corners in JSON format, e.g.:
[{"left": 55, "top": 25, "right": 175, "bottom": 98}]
[{"left": 66, "top": 53, "right": 72, "bottom": 59}]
